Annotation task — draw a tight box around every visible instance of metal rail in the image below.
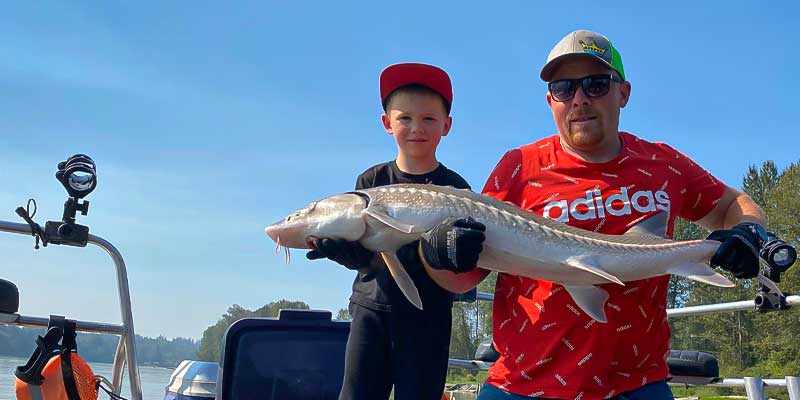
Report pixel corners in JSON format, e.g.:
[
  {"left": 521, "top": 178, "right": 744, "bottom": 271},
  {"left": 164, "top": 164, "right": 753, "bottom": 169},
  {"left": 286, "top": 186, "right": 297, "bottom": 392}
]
[
  {"left": 0, "top": 313, "right": 125, "bottom": 334},
  {"left": 451, "top": 356, "right": 800, "bottom": 400},
  {"left": 471, "top": 291, "right": 800, "bottom": 316},
  {"left": 0, "top": 220, "right": 142, "bottom": 400},
  {"left": 667, "top": 377, "right": 800, "bottom": 400},
  {"left": 450, "top": 359, "right": 799, "bottom": 400},
  {"left": 667, "top": 295, "right": 800, "bottom": 317},
  {"left": 451, "top": 290, "right": 800, "bottom": 400}
]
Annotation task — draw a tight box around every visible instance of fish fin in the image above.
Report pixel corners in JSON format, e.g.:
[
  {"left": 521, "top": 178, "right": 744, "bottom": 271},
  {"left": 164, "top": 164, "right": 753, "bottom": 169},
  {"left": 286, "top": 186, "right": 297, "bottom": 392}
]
[
  {"left": 563, "top": 285, "right": 609, "bottom": 323},
  {"left": 565, "top": 256, "right": 625, "bottom": 286},
  {"left": 380, "top": 252, "right": 423, "bottom": 310},
  {"left": 622, "top": 212, "right": 672, "bottom": 243},
  {"left": 667, "top": 263, "right": 735, "bottom": 287},
  {"left": 364, "top": 207, "right": 422, "bottom": 234}
]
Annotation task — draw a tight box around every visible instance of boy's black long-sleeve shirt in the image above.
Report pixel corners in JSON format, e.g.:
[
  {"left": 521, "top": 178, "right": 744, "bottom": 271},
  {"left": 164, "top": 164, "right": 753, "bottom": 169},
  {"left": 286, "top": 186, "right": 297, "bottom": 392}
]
[{"left": 349, "top": 160, "right": 471, "bottom": 313}]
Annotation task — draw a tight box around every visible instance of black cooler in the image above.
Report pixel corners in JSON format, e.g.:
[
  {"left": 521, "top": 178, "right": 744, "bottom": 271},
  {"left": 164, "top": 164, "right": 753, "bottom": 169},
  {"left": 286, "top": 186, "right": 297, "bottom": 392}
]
[{"left": 216, "top": 309, "right": 350, "bottom": 400}]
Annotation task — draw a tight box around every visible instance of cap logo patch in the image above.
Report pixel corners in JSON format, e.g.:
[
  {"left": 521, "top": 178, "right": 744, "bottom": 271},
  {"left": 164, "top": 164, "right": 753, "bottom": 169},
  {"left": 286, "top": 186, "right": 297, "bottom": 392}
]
[{"left": 579, "top": 40, "right": 607, "bottom": 57}]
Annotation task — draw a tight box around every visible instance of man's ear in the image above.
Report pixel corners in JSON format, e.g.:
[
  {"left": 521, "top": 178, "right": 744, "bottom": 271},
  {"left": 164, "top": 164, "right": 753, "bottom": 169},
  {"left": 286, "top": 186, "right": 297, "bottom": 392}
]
[
  {"left": 619, "top": 80, "right": 632, "bottom": 108},
  {"left": 381, "top": 113, "right": 393, "bottom": 135}
]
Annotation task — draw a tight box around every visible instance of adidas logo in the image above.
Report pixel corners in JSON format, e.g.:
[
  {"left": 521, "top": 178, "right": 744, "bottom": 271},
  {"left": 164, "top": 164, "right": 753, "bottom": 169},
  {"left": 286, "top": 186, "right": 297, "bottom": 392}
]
[{"left": 542, "top": 187, "right": 670, "bottom": 222}]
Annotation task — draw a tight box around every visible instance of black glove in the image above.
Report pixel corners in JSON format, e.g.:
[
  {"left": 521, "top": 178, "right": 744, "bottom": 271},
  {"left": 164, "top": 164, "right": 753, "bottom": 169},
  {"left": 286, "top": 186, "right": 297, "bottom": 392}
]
[
  {"left": 306, "top": 238, "right": 373, "bottom": 271},
  {"left": 419, "top": 217, "right": 486, "bottom": 273},
  {"left": 706, "top": 222, "right": 766, "bottom": 279}
]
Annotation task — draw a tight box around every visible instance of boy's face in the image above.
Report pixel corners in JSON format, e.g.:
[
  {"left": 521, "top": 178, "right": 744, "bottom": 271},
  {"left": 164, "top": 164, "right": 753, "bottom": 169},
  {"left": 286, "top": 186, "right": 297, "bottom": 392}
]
[{"left": 381, "top": 91, "right": 452, "bottom": 161}]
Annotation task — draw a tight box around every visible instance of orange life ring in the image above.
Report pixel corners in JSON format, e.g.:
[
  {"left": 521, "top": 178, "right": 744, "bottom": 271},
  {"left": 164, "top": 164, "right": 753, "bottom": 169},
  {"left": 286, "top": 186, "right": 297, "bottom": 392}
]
[{"left": 14, "top": 316, "right": 99, "bottom": 400}]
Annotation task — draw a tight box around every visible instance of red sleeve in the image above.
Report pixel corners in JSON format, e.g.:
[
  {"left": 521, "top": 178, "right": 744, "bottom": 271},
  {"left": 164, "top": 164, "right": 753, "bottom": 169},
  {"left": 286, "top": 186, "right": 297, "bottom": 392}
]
[
  {"left": 659, "top": 143, "right": 725, "bottom": 222},
  {"left": 482, "top": 149, "right": 524, "bottom": 202}
]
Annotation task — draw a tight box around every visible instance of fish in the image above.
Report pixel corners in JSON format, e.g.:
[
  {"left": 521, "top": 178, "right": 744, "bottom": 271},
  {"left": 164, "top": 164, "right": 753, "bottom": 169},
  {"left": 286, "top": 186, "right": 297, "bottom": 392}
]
[{"left": 264, "top": 184, "right": 734, "bottom": 322}]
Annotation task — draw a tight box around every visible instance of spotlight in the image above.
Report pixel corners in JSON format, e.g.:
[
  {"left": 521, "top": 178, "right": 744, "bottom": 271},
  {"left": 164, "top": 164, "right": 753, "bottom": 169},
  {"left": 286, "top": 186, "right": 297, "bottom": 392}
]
[
  {"left": 56, "top": 154, "right": 97, "bottom": 199},
  {"left": 760, "top": 233, "right": 797, "bottom": 273}
]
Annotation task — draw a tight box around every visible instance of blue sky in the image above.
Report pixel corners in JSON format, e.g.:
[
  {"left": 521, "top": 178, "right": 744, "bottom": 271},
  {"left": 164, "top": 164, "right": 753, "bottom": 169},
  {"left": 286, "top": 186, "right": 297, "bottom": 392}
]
[{"left": 1, "top": 2, "right": 797, "bottom": 339}]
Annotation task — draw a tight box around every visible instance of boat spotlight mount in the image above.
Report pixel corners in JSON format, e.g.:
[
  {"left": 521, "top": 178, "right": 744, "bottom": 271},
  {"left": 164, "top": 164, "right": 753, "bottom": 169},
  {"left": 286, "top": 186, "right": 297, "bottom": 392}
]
[
  {"left": 43, "top": 154, "right": 98, "bottom": 246},
  {"left": 755, "top": 232, "right": 797, "bottom": 313},
  {"left": 15, "top": 154, "right": 98, "bottom": 248}
]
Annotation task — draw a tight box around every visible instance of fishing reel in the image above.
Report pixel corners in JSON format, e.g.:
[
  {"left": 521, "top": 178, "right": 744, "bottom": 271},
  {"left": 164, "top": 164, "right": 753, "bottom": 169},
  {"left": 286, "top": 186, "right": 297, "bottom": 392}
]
[
  {"left": 16, "top": 154, "right": 98, "bottom": 248},
  {"left": 754, "top": 232, "right": 797, "bottom": 312}
]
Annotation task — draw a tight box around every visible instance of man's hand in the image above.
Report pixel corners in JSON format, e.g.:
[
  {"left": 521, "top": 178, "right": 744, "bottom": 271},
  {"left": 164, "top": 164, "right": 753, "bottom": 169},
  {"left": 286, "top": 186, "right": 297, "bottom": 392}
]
[
  {"left": 306, "top": 238, "right": 373, "bottom": 271},
  {"left": 706, "top": 222, "right": 766, "bottom": 279},
  {"left": 419, "top": 217, "right": 486, "bottom": 273}
]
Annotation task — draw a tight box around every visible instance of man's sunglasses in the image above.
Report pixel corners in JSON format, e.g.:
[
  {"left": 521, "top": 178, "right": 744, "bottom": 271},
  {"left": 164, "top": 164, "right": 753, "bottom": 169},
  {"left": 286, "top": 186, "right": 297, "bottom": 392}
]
[{"left": 548, "top": 74, "right": 623, "bottom": 102}]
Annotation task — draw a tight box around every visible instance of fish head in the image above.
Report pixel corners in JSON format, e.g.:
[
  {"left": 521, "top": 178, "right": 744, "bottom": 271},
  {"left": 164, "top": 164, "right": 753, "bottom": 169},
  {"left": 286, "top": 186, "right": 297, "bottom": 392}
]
[{"left": 265, "top": 193, "right": 368, "bottom": 249}]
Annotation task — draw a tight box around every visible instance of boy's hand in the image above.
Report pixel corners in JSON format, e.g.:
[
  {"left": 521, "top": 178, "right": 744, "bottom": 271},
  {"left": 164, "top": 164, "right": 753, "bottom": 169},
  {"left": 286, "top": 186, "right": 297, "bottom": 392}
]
[
  {"left": 706, "top": 222, "right": 765, "bottom": 279},
  {"left": 419, "top": 217, "right": 486, "bottom": 273},
  {"left": 306, "top": 238, "right": 373, "bottom": 271}
]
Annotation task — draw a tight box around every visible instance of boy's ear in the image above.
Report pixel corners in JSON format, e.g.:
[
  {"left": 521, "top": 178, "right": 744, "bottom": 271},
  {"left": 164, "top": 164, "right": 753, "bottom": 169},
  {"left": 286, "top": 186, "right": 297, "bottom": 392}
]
[
  {"left": 381, "top": 113, "right": 393, "bottom": 135},
  {"left": 441, "top": 116, "right": 452, "bottom": 137}
]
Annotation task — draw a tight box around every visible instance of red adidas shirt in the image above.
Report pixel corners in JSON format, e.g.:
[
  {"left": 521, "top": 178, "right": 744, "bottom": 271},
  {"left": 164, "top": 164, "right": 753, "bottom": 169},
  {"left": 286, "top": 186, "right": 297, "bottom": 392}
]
[{"left": 481, "top": 132, "right": 724, "bottom": 399}]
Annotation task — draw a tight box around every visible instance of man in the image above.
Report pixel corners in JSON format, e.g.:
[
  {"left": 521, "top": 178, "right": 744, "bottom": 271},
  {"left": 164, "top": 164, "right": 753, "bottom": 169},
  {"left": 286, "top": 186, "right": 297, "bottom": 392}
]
[{"left": 427, "top": 30, "right": 768, "bottom": 400}]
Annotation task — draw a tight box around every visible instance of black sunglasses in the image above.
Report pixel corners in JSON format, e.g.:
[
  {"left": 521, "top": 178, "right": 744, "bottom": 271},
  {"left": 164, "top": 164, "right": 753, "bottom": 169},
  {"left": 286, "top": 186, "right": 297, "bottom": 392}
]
[{"left": 548, "top": 74, "right": 623, "bottom": 102}]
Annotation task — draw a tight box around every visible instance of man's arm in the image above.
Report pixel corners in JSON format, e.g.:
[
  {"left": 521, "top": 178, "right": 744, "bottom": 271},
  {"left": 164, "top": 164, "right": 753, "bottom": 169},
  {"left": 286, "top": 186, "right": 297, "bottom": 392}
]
[{"left": 695, "top": 185, "right": 766, "bottom": 230}]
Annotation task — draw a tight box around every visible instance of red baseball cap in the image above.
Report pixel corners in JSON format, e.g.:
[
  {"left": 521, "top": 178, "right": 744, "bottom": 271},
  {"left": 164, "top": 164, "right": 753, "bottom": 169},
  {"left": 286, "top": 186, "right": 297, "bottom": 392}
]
[{"left": 379, "top": 63, "right": 453, "bottom": 106}]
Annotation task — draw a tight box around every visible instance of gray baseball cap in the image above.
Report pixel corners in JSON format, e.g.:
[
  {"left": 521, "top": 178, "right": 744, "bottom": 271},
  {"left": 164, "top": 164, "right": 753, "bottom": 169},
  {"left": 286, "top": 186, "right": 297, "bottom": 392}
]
[{"left": 540, "top": 30, "right": 625, "bottom": 82}]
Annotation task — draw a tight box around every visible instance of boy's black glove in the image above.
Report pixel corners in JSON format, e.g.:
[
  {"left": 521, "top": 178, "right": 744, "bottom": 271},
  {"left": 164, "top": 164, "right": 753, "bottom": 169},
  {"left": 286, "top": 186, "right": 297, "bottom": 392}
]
[
  {"left": 306, "top": 238, "right": 373, "bottom": 271},
  {"left": 706, "top": 222, "right": 766, "bottom": 279},
  {"left": 419, "top": 217, "right": 486, "bottom": 273}
]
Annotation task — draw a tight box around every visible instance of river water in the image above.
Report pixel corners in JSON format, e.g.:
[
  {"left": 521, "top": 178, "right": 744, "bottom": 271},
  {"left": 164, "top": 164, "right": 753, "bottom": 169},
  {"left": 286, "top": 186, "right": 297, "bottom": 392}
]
[{"left": 0, "top": 355, "right": 176, "bottom": 400}]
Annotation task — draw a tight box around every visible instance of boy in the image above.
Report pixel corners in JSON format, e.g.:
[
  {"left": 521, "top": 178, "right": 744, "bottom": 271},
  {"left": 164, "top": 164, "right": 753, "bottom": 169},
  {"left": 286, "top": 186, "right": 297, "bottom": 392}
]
[{"left": 306, "top": 63, "right": 486, "bottom": 400}]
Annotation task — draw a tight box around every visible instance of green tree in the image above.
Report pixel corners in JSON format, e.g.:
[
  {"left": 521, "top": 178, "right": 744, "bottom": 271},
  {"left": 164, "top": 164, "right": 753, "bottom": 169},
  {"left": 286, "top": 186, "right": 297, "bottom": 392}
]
[
  {"left": 742, "top": 161, "right": 779, "bottom": 207},
  {"left": 668, "top": 218, "right": 707, "bottom": 309},
  {"left": 197, "top": 300, "right": 309, "bottom": 362},
  {"left": 476, "top": 272, "right": 497, "bottom": 340},
  {"left": 748, "top": 161, "right": 800, "bottom": 377},
  {"left": 446, "top": 273, "right": 497, "bottom": 382},
  {"left": 336, "top": 308, "right": 351, "bottom": 320},
  {"left": 449, "top": 302, "right": 475, "bottom": 359},
  {"left": 671, "top": 160, "right": 800, "bottom": 380}
]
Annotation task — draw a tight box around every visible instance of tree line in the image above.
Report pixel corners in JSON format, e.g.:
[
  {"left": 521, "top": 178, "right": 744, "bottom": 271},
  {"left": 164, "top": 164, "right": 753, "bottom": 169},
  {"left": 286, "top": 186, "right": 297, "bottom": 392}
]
[
  {"left": 667, "top": 161, "right": 800, "bottom": 398},
  {"left": 0, "top": 325, "right": 198, "bottom": 367}
]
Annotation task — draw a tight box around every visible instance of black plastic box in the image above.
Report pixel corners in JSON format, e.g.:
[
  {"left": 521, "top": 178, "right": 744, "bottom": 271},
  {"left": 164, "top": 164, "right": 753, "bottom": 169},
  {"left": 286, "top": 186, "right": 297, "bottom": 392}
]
[{"left": 217, "top": 309, "right": 350, "bottom": 400}]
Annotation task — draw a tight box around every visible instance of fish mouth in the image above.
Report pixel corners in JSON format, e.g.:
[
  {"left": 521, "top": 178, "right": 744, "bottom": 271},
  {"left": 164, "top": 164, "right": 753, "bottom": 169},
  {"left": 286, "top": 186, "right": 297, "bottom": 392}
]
[
  {"left": 265, "top": 223, "right": 313, "bottom": 249},
  {"left": 306, "top": 236, "right": 319, "bottom": 250},
  {"left": 265, "top": 225, "right": 279, "bottom": 242}
]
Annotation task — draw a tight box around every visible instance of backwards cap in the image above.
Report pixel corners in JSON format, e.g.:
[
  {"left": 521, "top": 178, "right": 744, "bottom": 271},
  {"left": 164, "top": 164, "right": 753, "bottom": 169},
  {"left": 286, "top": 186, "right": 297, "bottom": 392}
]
[
  {"left": 540, "top": 30, "right": 625, "bottom": 81},
  {"left": 380, "top": 63, "right": 453, "bottom": 107}
]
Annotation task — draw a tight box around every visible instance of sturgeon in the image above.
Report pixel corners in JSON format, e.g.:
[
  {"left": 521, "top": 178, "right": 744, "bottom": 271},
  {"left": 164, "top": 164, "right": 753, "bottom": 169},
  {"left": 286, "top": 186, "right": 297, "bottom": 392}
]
[{"left": 265, "top": 184, "right": 734, "bottom": 322}]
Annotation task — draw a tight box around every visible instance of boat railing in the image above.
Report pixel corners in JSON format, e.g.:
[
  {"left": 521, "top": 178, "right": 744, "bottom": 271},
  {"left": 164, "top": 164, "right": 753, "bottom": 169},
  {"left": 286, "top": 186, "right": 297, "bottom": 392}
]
[
  {"left": 447, "top": 291, "right": 800, "bottom": 400},
  {"left": 0, "top": 220, "right": 143, "bottom": 400}
]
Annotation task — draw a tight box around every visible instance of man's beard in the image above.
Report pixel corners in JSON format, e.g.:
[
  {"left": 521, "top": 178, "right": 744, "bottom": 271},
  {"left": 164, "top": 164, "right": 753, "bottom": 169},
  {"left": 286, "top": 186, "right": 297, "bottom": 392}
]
[{"left": 566, "top": 107, "right": 604, "bottom": 149}]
